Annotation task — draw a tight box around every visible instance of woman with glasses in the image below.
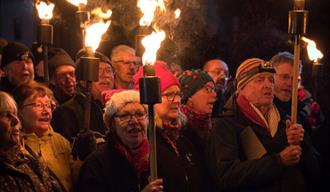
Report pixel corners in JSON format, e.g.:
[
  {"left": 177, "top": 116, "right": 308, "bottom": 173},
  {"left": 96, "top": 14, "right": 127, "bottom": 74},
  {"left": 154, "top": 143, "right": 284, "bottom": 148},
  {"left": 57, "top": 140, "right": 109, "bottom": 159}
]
[
  {"left": 12, "top": 81, "right": 73, "bottom": 192},
  {"left": 178, "top": 69, "right": 216, "bottom": 155},
  {"left": 134, "top": 61, "right": 204, "bottom": 192},
  {"left": 0, "top": 91, "right": 63, "bottom": 191},
  {"left": 77, "top": 90, "right": 163, "bottom": 192}
]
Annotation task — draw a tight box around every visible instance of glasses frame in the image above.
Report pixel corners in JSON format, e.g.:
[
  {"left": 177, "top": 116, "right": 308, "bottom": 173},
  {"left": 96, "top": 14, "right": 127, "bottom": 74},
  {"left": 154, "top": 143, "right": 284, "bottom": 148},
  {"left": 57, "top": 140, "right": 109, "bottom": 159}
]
[
  {"left": 22, "top": 102, "right": 56, "bottom": 112},
  {"left": 114, "top": 111, "right": 147, "bottom": 122}
]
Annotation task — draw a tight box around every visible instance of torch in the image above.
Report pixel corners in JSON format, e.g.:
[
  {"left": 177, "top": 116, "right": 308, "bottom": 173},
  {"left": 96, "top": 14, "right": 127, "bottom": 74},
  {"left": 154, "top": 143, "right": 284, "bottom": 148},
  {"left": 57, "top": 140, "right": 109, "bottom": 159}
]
[
  {"left": 288, "top": 0, "right": 308, "bottom": 123},
  {"left": 36, "top": 0, "right": 54, "bottom": 84},
  {"left": 76, "top": 10, "right": 111, "bottom": 133},
  {"left": 66, "top": 0, "right": 89, "bottom": 48},
  {"left": 301, "top": 36, "right": 324, "bottom": 100}
]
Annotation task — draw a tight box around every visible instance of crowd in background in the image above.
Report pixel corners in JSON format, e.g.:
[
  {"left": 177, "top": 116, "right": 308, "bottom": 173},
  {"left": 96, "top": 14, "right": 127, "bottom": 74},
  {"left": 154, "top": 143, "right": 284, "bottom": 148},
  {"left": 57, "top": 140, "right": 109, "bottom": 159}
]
[{"left": 0, "top": 37, "right": 327, "bottom": 191}]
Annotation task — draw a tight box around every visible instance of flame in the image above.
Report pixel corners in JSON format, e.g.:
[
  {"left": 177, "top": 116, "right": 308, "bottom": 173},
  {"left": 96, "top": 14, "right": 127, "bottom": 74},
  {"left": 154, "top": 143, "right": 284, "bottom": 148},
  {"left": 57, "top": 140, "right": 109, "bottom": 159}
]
[
  {"left": 301, "top": 36, "right": 323, "bottom": 62},
  {"left": 174, "top": 9, "right": 181, "bottom": 19},
  {"left": 141, "top": 30, "right": 166, "bottom": 65},
  {"left": 137, "top": 0, "right": 158, "bottom": 26},
  {"left": 66, "top": 0, "right": 87, "bottom": 7},
  {"left": 36, "top": 1, "right": 54, "bottom": 20},
  {"left": 158, "top": 0, "right": 166, "bottom": 12},
  {"left": 85, "top": 21, "right": 111, "bottom": 52},
  {"left": 91, "top": 8, "right": 112, "bottom": 20}
]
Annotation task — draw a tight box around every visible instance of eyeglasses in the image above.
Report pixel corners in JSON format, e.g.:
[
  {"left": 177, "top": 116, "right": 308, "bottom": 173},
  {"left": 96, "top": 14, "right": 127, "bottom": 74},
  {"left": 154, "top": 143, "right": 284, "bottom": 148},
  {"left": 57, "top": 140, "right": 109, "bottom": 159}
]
[
  {"left": 276, "top": 74, "right": 293, "bottom": 81},
  {"left": 115, "top": 111, "right": 147, "bottom": 122},
  {"left": 0, "top": 111, "right": 19, "bottom": 125},
  {"left": 113, "top": 60, "right": 138, "bottom": 66},
  {"left": 22, "top": 102, "right": 56, "bottom": 111},
  {"left": 162, "top": 91, "right": 182, "bottom": 103},
  {"left": 56, "top": 71, "right": 76, "bottom": 81},
  {"left": 203, "top": 85, "right": 216, "bottom": 94}
]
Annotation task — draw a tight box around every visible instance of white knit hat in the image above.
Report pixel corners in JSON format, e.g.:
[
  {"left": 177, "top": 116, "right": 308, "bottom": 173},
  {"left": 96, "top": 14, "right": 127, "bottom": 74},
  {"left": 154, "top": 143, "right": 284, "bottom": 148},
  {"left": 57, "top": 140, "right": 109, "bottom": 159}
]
[{"left": 103, "top": 90, "right": 146, "bottom": 128}]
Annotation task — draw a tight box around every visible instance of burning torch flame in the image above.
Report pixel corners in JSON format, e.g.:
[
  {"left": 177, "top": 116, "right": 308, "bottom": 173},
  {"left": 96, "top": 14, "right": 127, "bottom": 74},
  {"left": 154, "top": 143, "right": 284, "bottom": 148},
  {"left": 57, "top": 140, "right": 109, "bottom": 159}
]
[
  {"left": 36, "top": 1, "right": 54, "bottom": 20},
  {"left": 302, "top": 36, "right": 323, "bottom": 62},
  {"left": 137, "top": 0, "right": 158, "bottom": 26},
  {"left": 85, "top": 21, "right": 111, "bottom": 52},
  {"left": 66, "top": 0, "right": 87, "bottom": 7},
  {"left": 91, "top": 8, "right": 112, "bottom": 20},
  {"left": 174, "top": 9, "right": 181, "bottom": 19},
  {"left": 141, "top": 30, "right": 166, "bottom": 65}
]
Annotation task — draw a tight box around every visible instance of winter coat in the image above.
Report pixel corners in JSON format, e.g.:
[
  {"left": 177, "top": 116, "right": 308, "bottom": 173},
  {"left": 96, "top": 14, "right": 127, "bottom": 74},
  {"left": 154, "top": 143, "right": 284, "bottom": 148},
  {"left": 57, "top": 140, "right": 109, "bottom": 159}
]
[
  {"left": 51, "top": 91, "right": 107, "bottom": 142},
  {"left": 0, "top": 151, "right": 63, "bottom": 192},
  {"left": 77, "top": 139, "right": 149, "bottom": 192},
  {"left": 22, "top": 128, "right": 73, "bottom": 192},
  {"left": 156, "top": 128, "right": 204, "bottom": 192},
  {"left": 206, "top": 96, "right": 320, "bottom": 192}
]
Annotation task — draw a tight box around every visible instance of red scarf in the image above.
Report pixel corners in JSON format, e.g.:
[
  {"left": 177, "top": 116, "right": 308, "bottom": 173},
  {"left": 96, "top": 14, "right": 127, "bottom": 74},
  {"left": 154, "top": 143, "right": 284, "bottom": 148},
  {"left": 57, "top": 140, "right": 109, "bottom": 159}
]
[
  {"left": 236, "top": 94, "right": 267, "bottom": 129},
  {"left": 115, "top": 138, "right": 150, "bottom": 175},
  {"left": 180, "top": 105, "right": 212, "bottom": 132}
]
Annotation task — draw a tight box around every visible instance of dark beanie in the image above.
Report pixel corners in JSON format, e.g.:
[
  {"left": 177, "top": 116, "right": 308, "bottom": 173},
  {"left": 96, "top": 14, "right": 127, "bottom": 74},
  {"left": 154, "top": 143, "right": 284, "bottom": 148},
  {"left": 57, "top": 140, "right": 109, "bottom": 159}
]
[
  {"left": 178, "top": 69, "right": 214, "bottom": 104},
  {"left": 1, "top": 41, "right": 35, "bottom": 69},
  {"left": 48, "top": 48, "right": 76, "bottom": 75}
]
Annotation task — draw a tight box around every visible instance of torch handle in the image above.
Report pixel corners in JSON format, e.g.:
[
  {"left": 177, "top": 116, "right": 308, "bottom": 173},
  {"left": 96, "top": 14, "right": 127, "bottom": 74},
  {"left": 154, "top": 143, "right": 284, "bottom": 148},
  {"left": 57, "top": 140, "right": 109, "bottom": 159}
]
[
  {"left": 291, "top": 35, "right": 301, "bottom": 124},
  {"left": 43, "top": 45, "right": 49, "bottom": 84},
  {"left": 83, "top": 81, "right": 92, "bottom": 131},
  {"left": 148, "top": 104, "right": 158, "bottom": 180}
]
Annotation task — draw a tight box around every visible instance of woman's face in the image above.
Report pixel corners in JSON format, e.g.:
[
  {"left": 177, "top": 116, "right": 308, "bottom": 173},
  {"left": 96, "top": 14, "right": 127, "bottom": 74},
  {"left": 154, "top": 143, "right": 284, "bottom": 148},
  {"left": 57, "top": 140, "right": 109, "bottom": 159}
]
[
  {"left": 155, "top": 85, "right": 181, "bottom": 121},
  {"left": 0, "top": 107, "right": 20, "bottom": 150},
  {"left": 113, "top": 102, "right": 148, "bottom": 149},
  {"left": 20, "top": 95, "right": 54, "bottom": 136},
  {"left": 187, "top": 81, "right": 217, "bottom": 114}
]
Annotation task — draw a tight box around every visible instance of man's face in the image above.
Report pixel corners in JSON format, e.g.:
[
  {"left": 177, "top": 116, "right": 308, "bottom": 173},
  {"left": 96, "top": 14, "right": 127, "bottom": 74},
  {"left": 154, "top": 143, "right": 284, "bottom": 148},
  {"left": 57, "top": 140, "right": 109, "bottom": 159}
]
[
  {"left": 204, "top": 60, "right": 229, "bottom": 91},
  {"left": 240, "top": 73, "right": 274, "bottom": 108},
  {"left": 92, "top": 62, "right": 114, "bottom": 98},
  {"left": 274, "top": 63, "right": 293, "bottom": 102},
  {"left": 112, "top": 52, "right": 138, "bottom": 86},
  {"left": 52, "top": 65, "right": 76, "bottom": 97},
  {"left": 4, "top": 58, "right": 34, "bottom": 86},
  {"left": 0, "top": 109, "right": 20, "bottom": 150}
]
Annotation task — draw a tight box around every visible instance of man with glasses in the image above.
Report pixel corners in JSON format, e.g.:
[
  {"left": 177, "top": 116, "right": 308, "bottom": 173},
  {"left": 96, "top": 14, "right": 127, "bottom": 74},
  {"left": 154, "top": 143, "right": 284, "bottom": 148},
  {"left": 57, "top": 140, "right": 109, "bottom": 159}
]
[
  {"left": 203, "top": 58, "right": 230, "bottom": 116},
  {"left": 48, "top": 48, "right": 77, "bottom": 105},
  {"left": 0, "top": 41, "right": 35, "bottom": 94},
  {"left": 110, "top": 44, "right": 138, "bottom": 89}
]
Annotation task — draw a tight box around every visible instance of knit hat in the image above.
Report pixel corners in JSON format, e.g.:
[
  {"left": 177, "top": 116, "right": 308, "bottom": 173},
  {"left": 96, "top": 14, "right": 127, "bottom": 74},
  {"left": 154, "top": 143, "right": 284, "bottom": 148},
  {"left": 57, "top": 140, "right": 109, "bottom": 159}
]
[
  {"left": 103, "top": 90, "right": 146, "bottom": 128},
  {"left": 235, "top": 58, "right": 275, "bottom": 92},
  {"left": 133, "top": 60, "right": 180, "bottom": 92},
  {"left": 178, "top": 69, "right": 214, "bottom": 104},
  {"left": 1, "top": 41, "right": 35, "bottom": 69},
  {"left": 48, "top": 48, "right": 76, "bottom": 76}
]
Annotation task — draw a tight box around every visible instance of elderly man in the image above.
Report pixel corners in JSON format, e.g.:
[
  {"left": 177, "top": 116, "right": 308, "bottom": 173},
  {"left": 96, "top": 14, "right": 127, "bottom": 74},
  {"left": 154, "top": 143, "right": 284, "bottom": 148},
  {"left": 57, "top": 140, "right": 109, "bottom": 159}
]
[
  {"left": 110, "top": 44, "right": 138, "bottom": 89},
  {"left": 206, "top": 58, "right": 319, "bottom": 191},
  {"left": 48, "top": 48, "right": 77, "bottom": 105},
  {"left": 0, "top": 41, "right": 35, "bottom": 93},
  {"left": 203, "top": 58, "right": 230, "bottom": 116},
  {"left": 51, "top": 51, "right": 114, "bottom": 158}
]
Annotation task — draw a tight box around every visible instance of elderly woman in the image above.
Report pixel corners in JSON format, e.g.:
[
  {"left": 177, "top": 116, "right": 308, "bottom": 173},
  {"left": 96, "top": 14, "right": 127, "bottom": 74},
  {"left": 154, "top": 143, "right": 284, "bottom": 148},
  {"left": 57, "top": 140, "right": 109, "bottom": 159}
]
[
  {"left": 178, "top": 69, "right": 217, "bottom": 154},
  {"left": 77, "top": 90, "right": 163, "bottom": 192},
  {"left": 0, "top": 91, "right": 62, "bottom": 191},
  {"left": 134, "top": 61, "right": 204, "bottom": 192},
  {"left": 12, "top": 81, "right": 73, "bottom": 192}
]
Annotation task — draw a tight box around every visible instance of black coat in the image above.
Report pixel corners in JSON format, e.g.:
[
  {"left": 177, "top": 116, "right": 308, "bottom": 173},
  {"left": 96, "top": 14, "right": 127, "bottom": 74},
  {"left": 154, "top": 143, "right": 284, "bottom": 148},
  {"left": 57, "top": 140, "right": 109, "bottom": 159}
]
[
  {"left": 206, "top": 97, "right": 320, "bottom": 192},
  {"left": 51, "top": 92, "right": 107, "bottom": 142},
  {"left": 77, "top": 140, "right": 149, "bottom": 192},
  {"left": 156, "top": 129, "right": 204, "bottom": 192}
]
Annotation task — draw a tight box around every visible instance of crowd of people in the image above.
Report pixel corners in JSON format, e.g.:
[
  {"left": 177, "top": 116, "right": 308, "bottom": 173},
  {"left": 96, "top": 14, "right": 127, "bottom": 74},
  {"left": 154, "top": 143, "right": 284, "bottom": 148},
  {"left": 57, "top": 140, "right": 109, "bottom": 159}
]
[{"left": 0, "top": 37, "right": 326, "bottom": 191}]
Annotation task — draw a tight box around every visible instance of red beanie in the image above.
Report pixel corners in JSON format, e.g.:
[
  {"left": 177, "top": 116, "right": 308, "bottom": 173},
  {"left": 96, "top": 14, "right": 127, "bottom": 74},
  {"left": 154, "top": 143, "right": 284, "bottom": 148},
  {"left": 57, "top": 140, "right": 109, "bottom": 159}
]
[{"left": 133, "top": 61, "right": 180, "bottom": 92}]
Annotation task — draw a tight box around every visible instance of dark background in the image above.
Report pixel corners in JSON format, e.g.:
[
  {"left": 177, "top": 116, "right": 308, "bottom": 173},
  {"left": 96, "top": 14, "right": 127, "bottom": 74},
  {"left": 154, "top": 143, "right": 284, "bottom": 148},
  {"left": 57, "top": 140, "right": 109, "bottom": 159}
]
[{"left": 1, "top": 0, "right": 329, "bottom": 188}]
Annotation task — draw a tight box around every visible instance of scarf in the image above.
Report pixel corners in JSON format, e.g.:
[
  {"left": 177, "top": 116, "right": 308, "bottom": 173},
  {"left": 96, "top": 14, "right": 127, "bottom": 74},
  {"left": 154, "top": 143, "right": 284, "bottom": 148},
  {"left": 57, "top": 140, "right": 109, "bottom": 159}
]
[
  {"left": 237, "top": 94, "right": 280, "bottom": 137},
  {"left": 115, "top": 138, "right": 150, "bottom": 175},
  {"left": 180, "top": 105, "right": 212, "bottom": 133}
]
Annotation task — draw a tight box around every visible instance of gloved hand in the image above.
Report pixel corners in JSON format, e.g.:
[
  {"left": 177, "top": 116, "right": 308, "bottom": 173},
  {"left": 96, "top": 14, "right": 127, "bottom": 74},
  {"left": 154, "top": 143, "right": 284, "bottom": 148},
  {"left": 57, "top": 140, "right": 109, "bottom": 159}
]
[{"left": 73, "top": 130, "right": 97, "bottom": 161}]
